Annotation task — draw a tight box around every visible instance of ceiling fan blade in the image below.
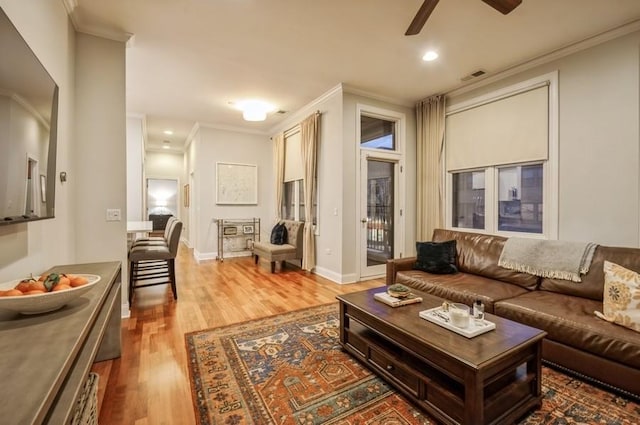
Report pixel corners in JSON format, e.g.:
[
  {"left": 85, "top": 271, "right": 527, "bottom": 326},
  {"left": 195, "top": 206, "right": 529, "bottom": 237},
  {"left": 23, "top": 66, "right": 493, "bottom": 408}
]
[
  {"left": 481, "top": 0, "right": 522, "bottom": 15},
  {"left": 405, "top": 0, "right": 440, "bottom": 36}
]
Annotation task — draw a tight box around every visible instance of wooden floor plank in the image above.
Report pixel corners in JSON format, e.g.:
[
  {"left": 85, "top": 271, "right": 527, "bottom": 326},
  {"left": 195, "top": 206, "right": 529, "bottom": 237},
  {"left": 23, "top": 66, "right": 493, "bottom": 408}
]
[{"left": 94, "top": 244, "right": 384, "bottom": 424}]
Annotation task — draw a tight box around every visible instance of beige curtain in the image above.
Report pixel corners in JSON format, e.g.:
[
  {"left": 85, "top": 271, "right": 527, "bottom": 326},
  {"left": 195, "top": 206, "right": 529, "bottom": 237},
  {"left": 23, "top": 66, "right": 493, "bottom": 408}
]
[
  {"left": 300, "top": 112, "right": 319, "bottom": 271},
  {"left": 416, "top": 95, "right": 446, "bottom": 241},
  {"left": 273, "top": 132, "right": 285, "bottom": 220}
]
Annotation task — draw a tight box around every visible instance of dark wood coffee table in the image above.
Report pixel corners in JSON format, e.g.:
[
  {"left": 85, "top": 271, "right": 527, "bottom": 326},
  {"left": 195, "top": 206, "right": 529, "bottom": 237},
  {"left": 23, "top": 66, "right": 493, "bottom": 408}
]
[{"left": 336, "top": 288, "right": 547, "bottom": 425}]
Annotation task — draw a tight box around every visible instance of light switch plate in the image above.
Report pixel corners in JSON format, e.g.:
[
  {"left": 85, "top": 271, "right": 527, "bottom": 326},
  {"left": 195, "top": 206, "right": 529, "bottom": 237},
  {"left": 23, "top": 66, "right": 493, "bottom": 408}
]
[{"left": 106, "top": 208, "right": 121, "bottom": 222}]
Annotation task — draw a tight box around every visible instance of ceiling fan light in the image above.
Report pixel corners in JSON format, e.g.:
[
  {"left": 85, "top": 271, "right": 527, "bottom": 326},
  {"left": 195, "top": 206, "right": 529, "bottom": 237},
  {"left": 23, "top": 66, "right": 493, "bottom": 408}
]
[{"left": 423, "top": 51, "right": 439, "bottom": 61}]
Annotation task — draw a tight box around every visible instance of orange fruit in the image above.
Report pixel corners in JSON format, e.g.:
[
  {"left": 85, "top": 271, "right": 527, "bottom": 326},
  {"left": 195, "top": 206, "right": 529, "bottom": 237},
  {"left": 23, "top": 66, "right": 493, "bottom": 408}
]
[
  {"left": 3, "top": 289, "right": 25, "bottom": 296},
  {"left": 58, "top": 276, "right": 71, "bottom": 287},
  {"left": 52, "top": 284, "right": 71, "bottom": 292},
  {"left": 15, "top": 281, "right": 32, "bottom": 293},
  {"left": 25, "top": 289, "right": 46, "bottom": 295},
  {"left": 70, "top": 276, "right": 89, "bottom": 287},
  {"left": 38, "top": 274, "right": 47, "bottom": 282},
  {"left": 27, "top": 281, "right": 47, "bottom": 292}
]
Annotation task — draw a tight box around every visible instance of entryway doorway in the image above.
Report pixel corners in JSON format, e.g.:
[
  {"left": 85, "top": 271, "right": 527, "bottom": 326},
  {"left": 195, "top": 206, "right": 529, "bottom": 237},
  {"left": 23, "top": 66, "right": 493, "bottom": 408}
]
[{"left": 146, "top": 178, "right": 179, "bottom": 221}]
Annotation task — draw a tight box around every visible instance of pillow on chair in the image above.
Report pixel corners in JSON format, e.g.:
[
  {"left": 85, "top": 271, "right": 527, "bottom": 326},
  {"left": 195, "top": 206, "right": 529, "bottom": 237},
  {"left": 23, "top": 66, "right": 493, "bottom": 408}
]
[{"left": 270, "top": 222, "right": 288, "bottom": 245}]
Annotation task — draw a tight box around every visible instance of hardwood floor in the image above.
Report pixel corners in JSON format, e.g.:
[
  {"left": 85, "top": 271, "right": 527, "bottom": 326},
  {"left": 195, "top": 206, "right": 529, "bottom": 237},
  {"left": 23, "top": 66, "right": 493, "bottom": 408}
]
[{"left": 93, "top": 243, "right": 384, "bottom": 425}]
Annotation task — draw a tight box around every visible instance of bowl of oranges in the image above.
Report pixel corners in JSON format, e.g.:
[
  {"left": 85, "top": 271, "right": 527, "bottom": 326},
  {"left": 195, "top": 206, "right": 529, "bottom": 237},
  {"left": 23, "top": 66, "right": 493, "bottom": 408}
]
[{"left": 0, "top": 273, "right": 101, "bottom": 314}]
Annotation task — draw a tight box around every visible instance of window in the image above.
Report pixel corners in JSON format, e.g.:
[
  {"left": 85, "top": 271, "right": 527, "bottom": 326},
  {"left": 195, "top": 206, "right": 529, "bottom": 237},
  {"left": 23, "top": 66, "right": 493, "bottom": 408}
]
[
  {"left": 452, "top": 171, "right": 485, "bottom": 230},
  {"left": 450, "top": 163, "right": 544, "bottom": 235},
  {"left": 281, "top": 179, "right": 317, "bottom": 226},
  {"left": 281, "top": 129, "right": 317, "bottom": 226},
  {"left": 360, "top": 115, "right": 395, "bottom": 150},
  {"left": 445, "top": 72, "right": 558, "bottom": 238},
  {"left": 498, "top": 164, "right": 542, "bottom": 233}
]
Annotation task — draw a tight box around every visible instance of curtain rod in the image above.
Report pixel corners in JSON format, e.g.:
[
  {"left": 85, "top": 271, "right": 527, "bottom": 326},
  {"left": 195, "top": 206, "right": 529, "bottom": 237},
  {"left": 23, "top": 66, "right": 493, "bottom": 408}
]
[{"left": 270, "top": 110, "right": 320, "bottom": 140}]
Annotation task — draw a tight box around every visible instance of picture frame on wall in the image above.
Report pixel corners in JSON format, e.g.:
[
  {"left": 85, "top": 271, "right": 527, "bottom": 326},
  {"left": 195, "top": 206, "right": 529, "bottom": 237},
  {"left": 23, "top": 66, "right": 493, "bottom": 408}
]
[
  {"left": 40, "top": 175, "right": 46, "bottom": 203},
  {"left": 184, "top": 184, "right": 190, "bottom": 207},
  {"left": 243, "top": 225, "right": 254, "bottom": 234},
  {"left": 216, "top": 162, "right": 258, "bottom": 205}
]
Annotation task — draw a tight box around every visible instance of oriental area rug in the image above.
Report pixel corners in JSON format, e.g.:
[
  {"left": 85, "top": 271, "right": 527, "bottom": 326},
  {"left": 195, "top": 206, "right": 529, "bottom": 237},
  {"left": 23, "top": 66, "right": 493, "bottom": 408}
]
[{"left": 185, "top": 303, "right": 639, "bottom": 425}]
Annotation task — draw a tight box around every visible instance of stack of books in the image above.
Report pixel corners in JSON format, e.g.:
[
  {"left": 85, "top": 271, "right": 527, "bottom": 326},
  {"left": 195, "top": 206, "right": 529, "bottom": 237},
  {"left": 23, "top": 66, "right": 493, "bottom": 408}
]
[{"left": 374, "top": 291, "right": 423, "bottom": 307}]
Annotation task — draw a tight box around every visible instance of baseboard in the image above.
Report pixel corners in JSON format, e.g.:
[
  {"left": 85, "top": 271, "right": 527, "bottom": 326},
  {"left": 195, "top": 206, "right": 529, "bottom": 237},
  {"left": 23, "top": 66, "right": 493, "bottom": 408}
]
[
  {"left": 121, "top": 303, "right": 131, "bottom": 319},
  {"left": 181, "top": 237, "right": 192, "bottom": 249},
  {"left": 314, "top": 266, "right": 358, "bottom": 284},
  {"left": 194, "top": 250, "right": 253, "bottom": 263}
]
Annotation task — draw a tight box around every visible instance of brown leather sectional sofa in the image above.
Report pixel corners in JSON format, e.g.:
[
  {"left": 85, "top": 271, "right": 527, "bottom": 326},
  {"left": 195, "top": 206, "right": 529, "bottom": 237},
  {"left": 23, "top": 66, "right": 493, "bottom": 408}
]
[{"left": 386, "top": 228, "right": 640, "bottom": 399}]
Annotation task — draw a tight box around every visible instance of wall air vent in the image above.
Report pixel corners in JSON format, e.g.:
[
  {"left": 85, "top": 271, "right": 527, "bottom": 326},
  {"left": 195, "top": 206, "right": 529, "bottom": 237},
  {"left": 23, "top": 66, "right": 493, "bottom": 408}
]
[{"left": 461, "top": 69, "right": 487, "bottom": 82}]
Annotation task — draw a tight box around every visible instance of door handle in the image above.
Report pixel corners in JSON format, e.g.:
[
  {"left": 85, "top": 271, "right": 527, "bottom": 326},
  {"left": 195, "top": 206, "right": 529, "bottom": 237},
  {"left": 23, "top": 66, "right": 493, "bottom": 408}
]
[{"left": 361, "top": 218, "right": 367, "bottom": 223}]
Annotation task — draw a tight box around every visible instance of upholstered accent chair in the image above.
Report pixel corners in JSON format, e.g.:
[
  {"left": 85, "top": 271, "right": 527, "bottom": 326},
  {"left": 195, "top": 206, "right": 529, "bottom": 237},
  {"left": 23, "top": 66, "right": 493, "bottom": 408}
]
[{"left": 253, "top": 220, "right": 304, "bottom": 273}]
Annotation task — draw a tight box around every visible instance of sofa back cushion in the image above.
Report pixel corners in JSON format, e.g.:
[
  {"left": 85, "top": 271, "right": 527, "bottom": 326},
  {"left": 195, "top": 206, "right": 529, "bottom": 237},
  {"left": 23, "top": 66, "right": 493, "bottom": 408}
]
[
  {"left": 539, "top": 245, "right": 640, "bottom": 301},
  {"left": 432, "top": 229, "right": 539, "bottom": 290}
]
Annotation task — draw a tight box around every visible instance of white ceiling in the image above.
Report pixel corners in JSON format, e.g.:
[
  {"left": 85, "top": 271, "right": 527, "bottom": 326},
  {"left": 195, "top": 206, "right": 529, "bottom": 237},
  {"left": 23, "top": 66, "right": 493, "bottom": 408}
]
[{"left": 68, "top": 0, "right": 640, "bottom": 152}]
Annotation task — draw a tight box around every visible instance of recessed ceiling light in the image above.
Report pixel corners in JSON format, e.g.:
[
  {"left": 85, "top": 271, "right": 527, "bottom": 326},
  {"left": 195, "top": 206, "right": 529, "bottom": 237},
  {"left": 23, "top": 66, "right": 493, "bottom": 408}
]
[
  {"left": 163, "top": 130, "right": 173, "bottom": 135},
  {"left": 234, "top": 99, "right": 276, "bottom": 122},
  {"left": 422, "top": 51, "right": 439, "bottom": 62}
]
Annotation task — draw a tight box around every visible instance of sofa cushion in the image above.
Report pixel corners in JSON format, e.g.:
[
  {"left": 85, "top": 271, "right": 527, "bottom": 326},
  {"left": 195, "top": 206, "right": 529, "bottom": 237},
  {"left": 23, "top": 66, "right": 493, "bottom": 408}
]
[
  {"left": 415, "top": 240, "right": 457, "bottom": 274},
  {"left": 539, "top": 245, "right": 640, "bottom": 301},
  {"left": 432, "top": 229, "right": 539, "bottom": 290},
  {"left": 395, "top": 270, "right": 528, "bottom": 313},
  {"left": 495, "top": 291, "right": 640, "bottom": 369},
  {"left": 595, "top": 261, "right": 640, "bottom": 333}
]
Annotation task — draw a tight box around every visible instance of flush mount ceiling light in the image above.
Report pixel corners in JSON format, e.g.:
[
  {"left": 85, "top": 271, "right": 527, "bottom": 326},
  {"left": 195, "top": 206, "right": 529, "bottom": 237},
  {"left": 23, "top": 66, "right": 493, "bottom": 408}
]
[
  {"left": 422, "top": 51, "right": 439, "bottom": 61},
  {"left": 234, "top": 99, "right": 276, "bottom": 122},
  {"left": 163, "top": 130, "right": 173, "bottom": 135}
]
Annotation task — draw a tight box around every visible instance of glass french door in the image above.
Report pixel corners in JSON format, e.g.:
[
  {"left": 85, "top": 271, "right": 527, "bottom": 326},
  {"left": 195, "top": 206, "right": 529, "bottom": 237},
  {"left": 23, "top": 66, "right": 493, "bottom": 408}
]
[{"left": 360, "top": 154, "right": 398, "bottom": 278}]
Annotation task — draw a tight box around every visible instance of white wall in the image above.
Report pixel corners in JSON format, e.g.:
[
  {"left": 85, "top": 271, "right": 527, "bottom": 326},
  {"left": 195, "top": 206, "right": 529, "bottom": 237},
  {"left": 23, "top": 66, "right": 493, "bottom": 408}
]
[
  {"left": 192, "top": 126, "right": 272, "bottom": 260},
  {"left": 448, "top": 31, "right": 640, "bottom": 247},
  {"left": 74, "top": 34, "right": 127, "bottom": 302},
  {"left": 0, "top": 0, "right": 76, "bottom": 282},
  {"left": 126, "top": 116, "right": 144, "bottom": 221}
]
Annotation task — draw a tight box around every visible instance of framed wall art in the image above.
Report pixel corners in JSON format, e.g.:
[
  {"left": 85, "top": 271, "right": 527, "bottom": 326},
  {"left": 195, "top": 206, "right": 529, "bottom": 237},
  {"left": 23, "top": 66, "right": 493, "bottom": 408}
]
[{"left": 216, "top": 162, "right": 258, "bottom": 205}]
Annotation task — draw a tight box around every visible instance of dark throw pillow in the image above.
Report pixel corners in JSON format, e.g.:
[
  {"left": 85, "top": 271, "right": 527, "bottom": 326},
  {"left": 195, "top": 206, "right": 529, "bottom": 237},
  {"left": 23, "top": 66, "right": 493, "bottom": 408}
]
[
  {"left": 270, "top": 222, "right": 288, "bottom": 245},
  {"left": 415, "top": 240, "right": 458, "bottom": 274}
]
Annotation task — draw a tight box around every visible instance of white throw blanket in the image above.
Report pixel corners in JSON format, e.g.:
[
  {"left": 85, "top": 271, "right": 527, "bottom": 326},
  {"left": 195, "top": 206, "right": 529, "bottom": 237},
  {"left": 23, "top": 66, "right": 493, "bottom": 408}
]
[{"left": 498, "top": 238, "right": 598, "bottom": 282}]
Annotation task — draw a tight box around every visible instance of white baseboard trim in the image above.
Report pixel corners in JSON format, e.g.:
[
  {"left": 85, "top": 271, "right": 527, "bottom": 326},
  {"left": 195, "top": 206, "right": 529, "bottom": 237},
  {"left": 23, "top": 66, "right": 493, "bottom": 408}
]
[
  {"left": 181, "top": 237, "right": 192, "bottom": 249},
  {"left": 121, "top": 303, "right": 131, "bottom": 319},
  {"left": 194, "top": 250, "right": 253, "bottom": 263},
  {"left": 314, "top": 266, "right": 358, "bottom": 284}
]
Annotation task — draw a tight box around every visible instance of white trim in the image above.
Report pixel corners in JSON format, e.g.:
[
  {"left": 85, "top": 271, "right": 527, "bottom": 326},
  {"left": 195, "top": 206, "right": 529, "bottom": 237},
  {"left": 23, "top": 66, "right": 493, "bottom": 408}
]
[
  {"left": 343, "top": 83, "right": 413, "bottom": 108},
  {"left": 198, "top": 121, "right": 268, "bottom": 136},
  {"left": 313, "top": 266, "right": 357, "bottom": 284},
  {"left": 120, "top": 303, "right": 131, "bottom": 319},
  {"left": 194, "top": 249, "right": 216, "bottom": 263},
  {"left": 355, "top": 104, "right": 406, "bottom": 281},
  {"left": 445, "top": 19, "right": 640, "bottom": 99},
  {"left": 268, "top": 83, "right": 343, "bottom": 135},
  {"left": 444, "top": 71, "right": 559, "bottom": 239}
]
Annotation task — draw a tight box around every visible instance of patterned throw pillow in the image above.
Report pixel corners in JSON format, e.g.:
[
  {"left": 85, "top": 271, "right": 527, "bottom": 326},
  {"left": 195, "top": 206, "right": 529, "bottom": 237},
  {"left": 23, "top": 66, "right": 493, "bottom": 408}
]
[
  {"left": 594, "top": 261, "right": 640, "bottom": 333},
  {"left": 414, "top": 240, "right": 458, "bottom": 274}
]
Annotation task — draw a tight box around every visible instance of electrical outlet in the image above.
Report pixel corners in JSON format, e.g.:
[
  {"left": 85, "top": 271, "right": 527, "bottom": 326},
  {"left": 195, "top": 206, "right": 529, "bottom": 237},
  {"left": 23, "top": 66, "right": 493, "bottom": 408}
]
[{"left": 106, "top": 208, "right": 121, "bottom": 222}]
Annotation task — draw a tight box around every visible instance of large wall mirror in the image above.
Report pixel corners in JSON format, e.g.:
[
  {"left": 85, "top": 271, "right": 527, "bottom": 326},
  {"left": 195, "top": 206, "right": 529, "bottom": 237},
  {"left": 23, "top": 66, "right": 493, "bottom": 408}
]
[{"left": 0, "top": 6, "right": 58, "bottom": 225}]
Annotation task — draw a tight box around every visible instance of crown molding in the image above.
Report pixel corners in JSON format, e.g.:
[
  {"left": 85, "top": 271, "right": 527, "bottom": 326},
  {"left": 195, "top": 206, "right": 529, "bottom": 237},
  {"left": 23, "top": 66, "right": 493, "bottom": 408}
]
[
  {"left": 63, "top": 1, "right": 133, "bottom": 43},
  {"left": 445, "top": 18, "right": 640, "bottom": 99},
  {"left": 342, "top": 83, "right": 414, "bottom": 108},
  {"left": 268, "top": 83, "right": 344, "bottom": 135},
  {"left": 197, "top": 121, "right": 269, "bottom": 136}
]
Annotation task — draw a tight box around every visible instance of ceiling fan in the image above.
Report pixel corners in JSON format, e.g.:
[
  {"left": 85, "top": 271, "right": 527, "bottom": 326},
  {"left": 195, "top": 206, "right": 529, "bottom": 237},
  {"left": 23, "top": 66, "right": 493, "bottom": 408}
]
[{"left": 405, "top": 0, "right": 522, "bottom": 36}]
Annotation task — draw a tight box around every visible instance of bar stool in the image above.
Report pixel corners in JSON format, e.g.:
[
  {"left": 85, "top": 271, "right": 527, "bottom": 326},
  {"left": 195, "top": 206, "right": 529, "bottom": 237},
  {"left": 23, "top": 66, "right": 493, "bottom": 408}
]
[
  {"left": 128, "top": 220, "right": 182, "bottom": 306},
  {"left": 132, "top": 216, "right": 177, "bottom": 247}
]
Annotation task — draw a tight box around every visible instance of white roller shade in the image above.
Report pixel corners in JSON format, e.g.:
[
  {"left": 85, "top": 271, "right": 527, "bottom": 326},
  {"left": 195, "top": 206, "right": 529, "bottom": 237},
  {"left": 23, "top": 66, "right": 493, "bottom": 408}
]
[
  {"left": 446, "top": 85, "right": 548, "bottom": 171},
  {"left": 284, "top": 131, "right": 303, "bottom": 182}
]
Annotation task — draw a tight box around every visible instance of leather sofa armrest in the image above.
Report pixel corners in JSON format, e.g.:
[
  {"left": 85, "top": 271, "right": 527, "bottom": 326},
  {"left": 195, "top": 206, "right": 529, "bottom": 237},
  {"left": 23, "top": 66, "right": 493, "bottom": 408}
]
[{"left": 386, "top": 257, "right": 417, "bottom": 285}]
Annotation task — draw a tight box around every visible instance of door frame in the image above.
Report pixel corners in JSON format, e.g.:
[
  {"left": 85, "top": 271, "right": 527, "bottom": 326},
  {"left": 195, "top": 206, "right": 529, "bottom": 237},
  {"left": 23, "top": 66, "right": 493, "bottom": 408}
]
[{"left": 355, "top": 104, "right": 406, "bottom": 281}]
